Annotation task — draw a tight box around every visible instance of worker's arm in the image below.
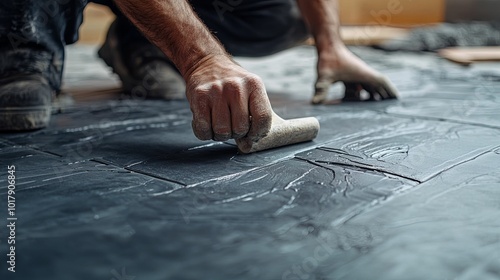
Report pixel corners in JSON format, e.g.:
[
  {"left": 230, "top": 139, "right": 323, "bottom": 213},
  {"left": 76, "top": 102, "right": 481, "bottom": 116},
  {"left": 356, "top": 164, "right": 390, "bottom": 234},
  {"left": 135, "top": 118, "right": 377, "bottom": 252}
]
[
  {"left": 296, "top": 0, "right": 399, "bottom": 103},
  {"left": 113, "top": 0, "right": 272, "bottom": 141}
]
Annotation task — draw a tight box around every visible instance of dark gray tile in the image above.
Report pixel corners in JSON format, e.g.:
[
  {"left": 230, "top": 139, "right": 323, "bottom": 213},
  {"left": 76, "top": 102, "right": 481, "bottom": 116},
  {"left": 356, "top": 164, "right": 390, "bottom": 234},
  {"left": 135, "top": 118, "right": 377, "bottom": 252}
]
[
  {"left": 0, "top": 147, "right": 181, "bottom": 280},
  {"left": 386, "top": 97, "right": 500, "bottom": 129},
  {"left": 2, "top": 45, "right": 500, "bottom": 280},
  {"left": 312, "top": 151, "right": 500, "bottom": 280},
  {"left": 297, "top": 120, "right": 500, "bottom": 182},
  {"left": 128, "top": 107, "right": 412, "bottom": 185},
  {"left": 0, "top": 156, "right": 414, "bottom": 280},
  {"left": 0, "top": 138, "right": 10, "bottom": 148}
]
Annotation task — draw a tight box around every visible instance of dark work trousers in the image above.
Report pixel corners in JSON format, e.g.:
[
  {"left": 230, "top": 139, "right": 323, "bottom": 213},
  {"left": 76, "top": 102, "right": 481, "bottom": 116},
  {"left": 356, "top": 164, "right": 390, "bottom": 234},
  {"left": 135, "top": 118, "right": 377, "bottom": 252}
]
[{"left": 0, "top": 0, "right": 309, "bottom": 91}]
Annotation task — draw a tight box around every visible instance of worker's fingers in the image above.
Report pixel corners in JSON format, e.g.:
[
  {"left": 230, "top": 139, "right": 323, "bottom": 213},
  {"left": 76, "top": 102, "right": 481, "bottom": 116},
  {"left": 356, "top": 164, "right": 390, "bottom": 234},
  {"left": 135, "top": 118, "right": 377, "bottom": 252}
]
[
  {"left": 367, "top": 90, "right": 382, "bottom": 101},
  {"left": 190, "top": 85, "right": 214, "bottom": 141},
  {"left": 343, "top": 79, "right": 398, "bottom": 102},
  {"left": 312, "top": 77, "right": 334, "bottom": 105},
  {"left": 376, "top": 86, "right": 390, "bottom": 100},
  {"left": 379, "top": 76, "right": 399, "bottom": 99},
  {"left": 211, "top": 100, "right": 232, "bottom": 142},
  {"left": 191, "top": 105, "right": 213, "bottom": 141},
  {"left": 343, "top": 82, "right": 363, "bottom": 102},
  {"left": 367, "top": 76, "right": 399, "bottom": 101},
  {"left": 360, "top": 83, "right": 382, "bottom": 101},
  {"left": 226, "top": 82, "right": 250, "bottom": 139},
  {"left": 185, "top": 56, "right": 272, "bottom": 142},
  {"left": 246, "top": 76, "right": 272, "bottom": 142}
]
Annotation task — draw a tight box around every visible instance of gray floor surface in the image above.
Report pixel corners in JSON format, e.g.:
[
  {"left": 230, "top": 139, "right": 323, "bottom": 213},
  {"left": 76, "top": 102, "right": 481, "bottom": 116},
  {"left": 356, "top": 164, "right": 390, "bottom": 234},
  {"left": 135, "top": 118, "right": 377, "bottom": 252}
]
[{"left": 1, "top": 45, "right": 499, "bottom": 280}]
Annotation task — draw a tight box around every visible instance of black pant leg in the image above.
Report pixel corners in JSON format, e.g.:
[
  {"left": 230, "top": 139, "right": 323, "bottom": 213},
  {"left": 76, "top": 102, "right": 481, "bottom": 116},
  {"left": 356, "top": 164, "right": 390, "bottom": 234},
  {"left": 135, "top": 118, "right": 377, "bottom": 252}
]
[
  {"left": 91, "top": 0, "right": 309, "bottom": 57},
  {"left": 0, "top": 0, "right": 89, "bottom": 90},
  {"left": 189, "top": 0, "right": 309, "bottom": 57}
]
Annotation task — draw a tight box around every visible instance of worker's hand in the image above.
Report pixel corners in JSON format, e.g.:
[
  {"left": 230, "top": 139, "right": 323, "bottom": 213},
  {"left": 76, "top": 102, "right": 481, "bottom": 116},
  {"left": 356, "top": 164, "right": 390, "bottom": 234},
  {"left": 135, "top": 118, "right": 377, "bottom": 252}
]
[
  {"left": 312, "top": 45, "right": 399, "bottom": 104},
  {"left": 185, "top": 55, "right": 273, "bottom": 142}
]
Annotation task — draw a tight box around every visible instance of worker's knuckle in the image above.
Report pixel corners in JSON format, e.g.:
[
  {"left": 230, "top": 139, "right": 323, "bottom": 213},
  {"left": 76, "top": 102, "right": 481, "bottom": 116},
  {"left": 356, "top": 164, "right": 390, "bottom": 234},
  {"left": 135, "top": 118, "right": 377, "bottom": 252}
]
[
  {"left": 208, "top": 82, "right": 224, "bottom": 94},
  {"left": 191, "top": 87, "right": 209, "bottom": 102},
  {"left": 224, "top": 77, "right": 243, "bottom": 88},
  {"left": 245, "top": 74, "right": 264, "bottom": 89},
  {"left": 193, "top": 82, "right": 223, "bottom": 97},
  {"left": 223, "top": 79, "right": 244, "bottom": 96}
]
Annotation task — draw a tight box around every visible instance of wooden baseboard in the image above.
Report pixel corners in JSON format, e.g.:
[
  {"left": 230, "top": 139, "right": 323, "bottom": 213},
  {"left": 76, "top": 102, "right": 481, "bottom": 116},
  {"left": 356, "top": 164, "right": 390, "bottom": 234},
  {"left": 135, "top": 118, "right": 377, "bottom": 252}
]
[{"left": 339, "top": 0, "right": 445, "bottom": 26}]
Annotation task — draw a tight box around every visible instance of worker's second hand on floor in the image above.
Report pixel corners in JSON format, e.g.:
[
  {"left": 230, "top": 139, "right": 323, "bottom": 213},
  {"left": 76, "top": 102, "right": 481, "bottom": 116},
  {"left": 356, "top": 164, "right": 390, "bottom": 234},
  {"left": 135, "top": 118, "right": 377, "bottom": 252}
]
[{"left": 0, "top": 0, "right": 398, "bottom": 152}]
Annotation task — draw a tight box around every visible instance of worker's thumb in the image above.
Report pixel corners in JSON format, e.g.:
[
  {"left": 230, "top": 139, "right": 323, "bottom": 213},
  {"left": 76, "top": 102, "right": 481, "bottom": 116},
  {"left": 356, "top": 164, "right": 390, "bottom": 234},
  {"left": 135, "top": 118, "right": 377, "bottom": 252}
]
[{"left": 312, "top": 76, "right": 334, "bottom": 105}]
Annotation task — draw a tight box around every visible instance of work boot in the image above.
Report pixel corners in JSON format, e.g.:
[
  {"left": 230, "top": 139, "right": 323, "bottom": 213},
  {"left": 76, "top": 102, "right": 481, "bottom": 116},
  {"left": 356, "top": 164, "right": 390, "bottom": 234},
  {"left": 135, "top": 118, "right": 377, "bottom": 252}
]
[
  {"left": 0, "top": 0, "right": 87, "bottom": 131},
  {"left": 98, "top": 20, "right": 185, "bottom": 100},
  {"left": 0, "top": 50, "right": 57, "bottom": 131},
  {"left": 0, "top": 75, "right": 53, "bottom": 131}
]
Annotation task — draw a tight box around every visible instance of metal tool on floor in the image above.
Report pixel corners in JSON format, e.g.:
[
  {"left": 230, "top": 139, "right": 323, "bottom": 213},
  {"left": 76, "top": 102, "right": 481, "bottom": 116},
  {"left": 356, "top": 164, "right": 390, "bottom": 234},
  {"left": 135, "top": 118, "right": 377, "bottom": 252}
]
[{"left": 236, "top": 111, "right": 320, "bottom": 154}]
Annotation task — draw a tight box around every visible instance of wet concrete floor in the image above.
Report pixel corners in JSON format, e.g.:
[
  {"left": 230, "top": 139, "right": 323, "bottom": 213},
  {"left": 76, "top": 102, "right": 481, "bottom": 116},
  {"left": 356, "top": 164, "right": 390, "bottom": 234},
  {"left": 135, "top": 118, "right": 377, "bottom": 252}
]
[{"left": 1, "top": 46, "right": 499, "bottom": 280}]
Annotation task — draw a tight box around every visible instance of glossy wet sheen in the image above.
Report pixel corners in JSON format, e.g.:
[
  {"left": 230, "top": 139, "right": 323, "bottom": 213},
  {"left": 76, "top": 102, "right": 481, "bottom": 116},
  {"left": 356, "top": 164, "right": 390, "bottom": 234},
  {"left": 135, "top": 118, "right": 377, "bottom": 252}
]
[{"left": 0, "top": 46, "right": 499, "bottom": 280}]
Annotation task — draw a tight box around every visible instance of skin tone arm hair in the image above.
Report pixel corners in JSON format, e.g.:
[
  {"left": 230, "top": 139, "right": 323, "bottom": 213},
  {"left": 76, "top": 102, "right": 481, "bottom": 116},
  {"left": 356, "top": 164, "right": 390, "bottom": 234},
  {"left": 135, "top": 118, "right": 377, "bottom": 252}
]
[
  {"left": 113, "top": 0, "right": 398, "bottom": 142},
  {"left": 113, "top": 0, "right": 273, "bottom": 142}
]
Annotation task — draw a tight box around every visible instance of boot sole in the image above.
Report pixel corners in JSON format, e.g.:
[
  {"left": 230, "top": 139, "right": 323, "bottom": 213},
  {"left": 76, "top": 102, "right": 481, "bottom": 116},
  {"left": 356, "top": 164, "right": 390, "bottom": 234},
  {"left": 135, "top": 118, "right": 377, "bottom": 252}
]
[
  {"left": 97, "top": 24, "right": 185, "bottom": 100},
  {"left": 0, "top": 106, "right": 51, "bottom": 131}
]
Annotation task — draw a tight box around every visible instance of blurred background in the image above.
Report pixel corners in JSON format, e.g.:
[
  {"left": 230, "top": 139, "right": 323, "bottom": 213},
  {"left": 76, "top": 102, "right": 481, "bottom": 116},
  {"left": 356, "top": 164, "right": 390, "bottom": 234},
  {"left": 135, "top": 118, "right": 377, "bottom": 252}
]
[
  {"left": 77, "top": 0, "right": 500, "bottom": 67},
  {"left": 79, "top": 0, "right": 500, "bottom": 44}
]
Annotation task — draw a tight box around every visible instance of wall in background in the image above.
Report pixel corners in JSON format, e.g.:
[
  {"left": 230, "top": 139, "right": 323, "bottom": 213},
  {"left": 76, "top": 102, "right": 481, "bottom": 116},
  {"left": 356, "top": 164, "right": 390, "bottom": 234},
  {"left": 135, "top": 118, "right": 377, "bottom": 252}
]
[
  {"left": 339, "top": 0, "right": 445, "bottom": 26},
  {"left": 78, "top": 4, "right": 114, "bottom": 44},
  {"left": 78, "top": 1, "right": 448, "bottom": 45},
  {"left": 446, "top": 0, "right": 500, "bottom": 21}
]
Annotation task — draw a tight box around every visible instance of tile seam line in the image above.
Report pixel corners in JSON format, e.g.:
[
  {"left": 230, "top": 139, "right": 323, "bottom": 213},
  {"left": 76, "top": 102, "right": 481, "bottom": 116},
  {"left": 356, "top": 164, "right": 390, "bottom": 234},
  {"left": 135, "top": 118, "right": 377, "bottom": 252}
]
[
  {"left": 419, "top": 145, "right": 500, "bottom": 184},
  {"left": 125, "top": 167, "right": 187, "bottom": 187},
  {"left": 1, "top": 141, "right": 188, "bottom": 188},
  {"left": 382, "top": 111, "right": 500, "bottom": 130},
  {"left": 295, "top": 157, "right": 422, "bottom": 184},
  {"left": 332, "top": 147, "right": 500, "bottom": 226},
  {"left": 0, "top": 138, "right": 64, "bottom": 158},
  {"left": 88, "top": 158, "right": 187, "bottom": 187}
]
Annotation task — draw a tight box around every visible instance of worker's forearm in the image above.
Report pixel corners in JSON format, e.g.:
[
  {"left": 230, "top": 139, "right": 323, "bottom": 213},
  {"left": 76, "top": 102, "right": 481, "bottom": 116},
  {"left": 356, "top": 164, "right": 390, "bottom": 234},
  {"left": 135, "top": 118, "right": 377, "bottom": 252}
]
[
  {"left": 296, "top": 0, "right": 344, "bottom": 55},
  {"left": 113, "top": 0, "right": 230, "bottom": 79}
]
